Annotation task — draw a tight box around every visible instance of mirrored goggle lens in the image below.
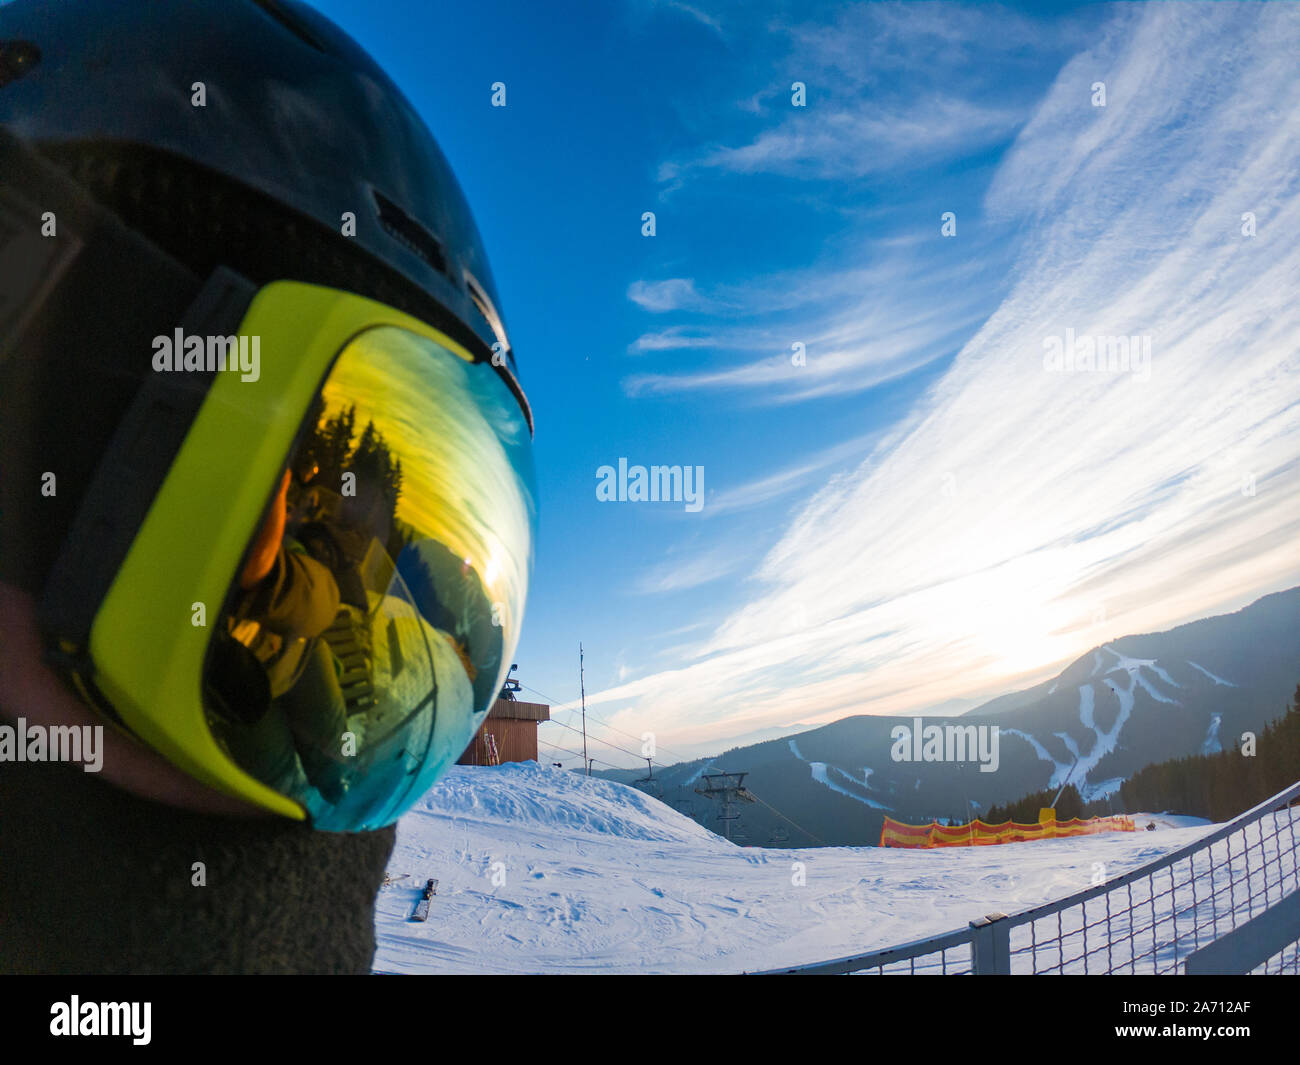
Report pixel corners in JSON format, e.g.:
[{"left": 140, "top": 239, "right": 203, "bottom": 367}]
[{"left": 201, "top": 325, "right": 536, "bottom": 830}]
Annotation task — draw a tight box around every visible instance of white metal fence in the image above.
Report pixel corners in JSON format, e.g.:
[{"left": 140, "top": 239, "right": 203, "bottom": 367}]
[{"left": 757, "top": 779, "right": 1300, "bottom": 975}]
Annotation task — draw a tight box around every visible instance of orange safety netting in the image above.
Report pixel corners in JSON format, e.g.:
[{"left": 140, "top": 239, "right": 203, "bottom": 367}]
[{"left": 879, "top": 813, "right": 1135, "bottom": 848}]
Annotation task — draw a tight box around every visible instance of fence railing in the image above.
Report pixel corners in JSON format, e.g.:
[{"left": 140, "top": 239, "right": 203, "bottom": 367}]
[{"left": 756, "top": 779, "right": 1300, "bottom": 975}]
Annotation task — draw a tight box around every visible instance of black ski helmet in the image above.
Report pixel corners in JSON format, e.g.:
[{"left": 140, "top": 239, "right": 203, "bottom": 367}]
[
  {"left": 0, "top": 0, "right": 529, "bottom": 423},
  {"left": 1, "top": 0, "right": 539, "bottom": 830}
]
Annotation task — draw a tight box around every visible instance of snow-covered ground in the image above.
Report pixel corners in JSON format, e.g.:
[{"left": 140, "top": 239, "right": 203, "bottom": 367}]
[{"left": 373, "top": 762, "right": 1234, "bottom": 974}]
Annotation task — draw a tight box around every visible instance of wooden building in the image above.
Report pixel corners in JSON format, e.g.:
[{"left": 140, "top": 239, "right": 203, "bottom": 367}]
[{"left": 458, "top": 698, "right": 550, "bottom": 766}]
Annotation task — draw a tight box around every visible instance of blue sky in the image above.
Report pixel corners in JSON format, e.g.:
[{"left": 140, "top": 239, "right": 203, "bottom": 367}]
[{"left": 312, "top": 0, "right": 1300, "bottom": 768}]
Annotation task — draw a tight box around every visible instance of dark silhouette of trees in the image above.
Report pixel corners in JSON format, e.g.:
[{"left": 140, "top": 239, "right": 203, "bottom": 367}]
[
  {"left": 985, "top": 783, "right": 1106, "bottom": 825},
  {"left": 350, "top": 419, "right": 404, "bottom": 516},
  {"left": 301, "top": 398, "right": 356, "bottom": 490},
  {"left": 1120, "top": 683, "right": 1300, "bottom": 821},
  {"left": 299, "top": 402, "right": 404, "bottom": 539}
]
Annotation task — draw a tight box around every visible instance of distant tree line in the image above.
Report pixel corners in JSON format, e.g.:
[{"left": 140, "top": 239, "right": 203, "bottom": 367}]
[
  {"left": 985, "top": 783, "right": 1113, "bottom": 825},
  {"left": 1120, "top": 683, "right": 1300, "bottom": 821},
  {"left": 985, "top": 683, "right": 1300, "bottom": 825}
]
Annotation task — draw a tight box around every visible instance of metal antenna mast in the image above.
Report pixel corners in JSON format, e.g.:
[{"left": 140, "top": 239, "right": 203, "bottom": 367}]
[{"left": 579, "top": 643, "right": 589, "bottom": 777}]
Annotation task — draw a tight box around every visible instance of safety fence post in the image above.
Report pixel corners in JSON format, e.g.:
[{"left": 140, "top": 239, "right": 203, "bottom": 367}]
[{"left": 970, "top": 912, "right": 1011, "bottom": 974}]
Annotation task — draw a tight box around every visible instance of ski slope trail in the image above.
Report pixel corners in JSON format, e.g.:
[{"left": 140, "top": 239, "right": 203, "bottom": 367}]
[{"left": 374, "top": 762, "right": 1219, "bottom": 974}]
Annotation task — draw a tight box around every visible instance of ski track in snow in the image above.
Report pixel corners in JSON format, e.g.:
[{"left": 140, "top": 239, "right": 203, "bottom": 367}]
[
  {"left": 1088, "top": 777, "right": 1125, "bottom": 800},
  {"left": 1101, "top": 647, "right": 1181, "bottom": 689},
  {"left": 788, "top": 737, "right": 890, "bottom": 809},
  {"left": 834, "top": 764, "right": 875, "bottom": 790},
  {"left": 1002, "top": 727, "right": 1073, "bottom": 788},
  {"left": 1201, "top": 713, "right": 1223, "bottom": 755},
  {"left": 1054, "top": 731, "right": 1080, "bottom": 760},
  {"left": 830, "top": 765, "right": 891, "bottom": 809},
  {"left": 1187, "top": 661, "right": 1238, "bottom": 687},
  {"left": 1132, "top": 672, "right": 1180, "bottom": 705},
  {"left": 1100, "top": 646, "right": 1180, "bottom": 704},
  {"left": 1006, "top": 669, "right": 1141, "bottom": 803},
  {"left": 373, "top": 763, "right": 1252, "bottom": 974},
  {"left": 808, "top": 762, "right": 892, "bottom": 810},
  {"left": 1077, "top": 672, "right": 1138, "bottom": 801}
]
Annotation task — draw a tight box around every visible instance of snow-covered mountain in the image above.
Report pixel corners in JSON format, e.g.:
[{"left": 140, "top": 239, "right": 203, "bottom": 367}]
[
  {"left": 375, "top": 761, "right": 1219, "bottom": 974},
  {"left": 599, "top": 586, "right": 1300, "bottom": 847}
]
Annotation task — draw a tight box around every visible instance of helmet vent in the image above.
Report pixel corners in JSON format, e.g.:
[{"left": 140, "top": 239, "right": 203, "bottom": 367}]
[{"left": 372, "top": 188, "right": 448, "bottom": 277}]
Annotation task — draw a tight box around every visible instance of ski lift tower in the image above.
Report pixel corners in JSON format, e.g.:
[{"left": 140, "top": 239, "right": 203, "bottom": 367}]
[
  {"left": 634, "top": 757, "right": 663, "bottom": 800},
  {"left": 694, "top": 771, "right": 755, "bottom": 842}
]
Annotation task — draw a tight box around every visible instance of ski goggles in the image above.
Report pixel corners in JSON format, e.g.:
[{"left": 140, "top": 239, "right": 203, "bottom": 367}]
[{"left": 5, "top": 136, "right": 536, "bottom": 831}]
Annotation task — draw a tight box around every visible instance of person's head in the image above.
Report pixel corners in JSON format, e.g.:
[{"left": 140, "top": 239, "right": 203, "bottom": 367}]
[{"left": 0, "top": 0, "right": 537, "bottom": 830}]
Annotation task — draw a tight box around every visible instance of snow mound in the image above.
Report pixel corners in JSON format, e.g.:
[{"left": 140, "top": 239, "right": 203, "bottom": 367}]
[{"left": 416, "top": 761, "right": 723, "bottom": 846}]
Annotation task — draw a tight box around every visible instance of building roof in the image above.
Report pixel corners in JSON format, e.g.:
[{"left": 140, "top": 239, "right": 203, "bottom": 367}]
[{"left": 486, "top": 698, "right": 550, "bottom": 722}]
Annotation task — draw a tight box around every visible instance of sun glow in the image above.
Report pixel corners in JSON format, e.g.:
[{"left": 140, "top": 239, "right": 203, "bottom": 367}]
[{"left": 936, "top": 552, "right": 1076, "bottom": 680}]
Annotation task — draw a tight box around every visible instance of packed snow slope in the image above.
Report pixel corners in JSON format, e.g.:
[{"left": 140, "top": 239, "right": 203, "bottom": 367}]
[{"left": 374, "top": 762, "right": 1219, "bottom": 974}]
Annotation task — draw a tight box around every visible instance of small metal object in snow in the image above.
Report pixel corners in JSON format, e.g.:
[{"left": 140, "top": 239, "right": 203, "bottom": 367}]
[{"left": 410, "top": 878, "right": 438, "bottom": 922}]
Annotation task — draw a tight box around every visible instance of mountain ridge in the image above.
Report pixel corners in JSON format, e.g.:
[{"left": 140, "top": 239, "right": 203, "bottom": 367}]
[{"left": 598, "top": 586, "right": 1300, "bottom": 846}]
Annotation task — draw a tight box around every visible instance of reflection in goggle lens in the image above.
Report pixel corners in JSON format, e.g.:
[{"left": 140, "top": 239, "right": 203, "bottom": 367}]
[{"left": 202, "top": 326, "right": 535, "bottom": 830}]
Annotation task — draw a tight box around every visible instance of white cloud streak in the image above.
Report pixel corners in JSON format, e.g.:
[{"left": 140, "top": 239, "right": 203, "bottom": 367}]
[
  {"left": 627, "top": 278, "right": 711, "bottom": 313},
  {"left": 625, "top": 254, "right": 995, "bottom": 398},
  {"left": 593, "top": 2, "right": 1300, "bottom": 752}
]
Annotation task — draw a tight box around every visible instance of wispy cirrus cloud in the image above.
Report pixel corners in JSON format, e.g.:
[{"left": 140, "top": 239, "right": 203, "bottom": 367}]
[
  {"left": 627, "top": 278, "right": 713, "bottom": 313},
  {"left": 664, "top": 0, "right": 724, "bottom": 35},
  {"left": 591, "top": 2, "right": 1300, "bottom": 752},
  {"left": 662, "top": 94, "right": 1022, "bottom": 183},
  {"left": 703, "top": 428, "right": 883, "bottom": 517},
  {"left": 658, "top": 2, "right": 1067, "bottom": 187},
  {"left": 633, "top": 541, "right": 749, "bottom": 594},
  {"left": 625, "top": 252, "right": 997, "bottom": 399},
  {"left": 627, "top": 326, "right": 721, "bottom": 353}
]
